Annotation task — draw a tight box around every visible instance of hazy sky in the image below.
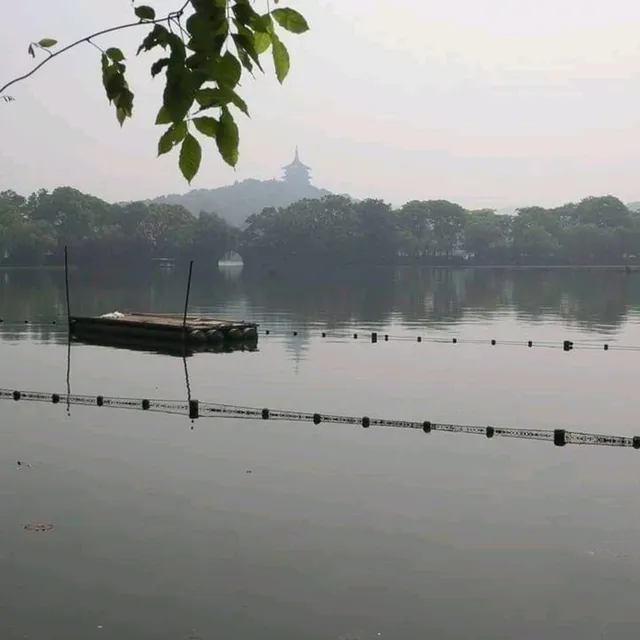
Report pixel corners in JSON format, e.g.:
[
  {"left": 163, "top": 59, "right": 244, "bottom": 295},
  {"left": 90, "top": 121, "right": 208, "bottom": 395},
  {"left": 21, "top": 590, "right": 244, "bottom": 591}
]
[{"left": 1, "top": 0, "right": 640, "bottom": 209}]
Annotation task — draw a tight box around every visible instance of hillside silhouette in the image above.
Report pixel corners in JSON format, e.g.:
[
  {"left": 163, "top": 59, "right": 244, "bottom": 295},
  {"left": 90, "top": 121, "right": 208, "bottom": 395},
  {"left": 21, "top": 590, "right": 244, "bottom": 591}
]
[{"left": 149, "top": 149, "right": 332, "bottom": 226}]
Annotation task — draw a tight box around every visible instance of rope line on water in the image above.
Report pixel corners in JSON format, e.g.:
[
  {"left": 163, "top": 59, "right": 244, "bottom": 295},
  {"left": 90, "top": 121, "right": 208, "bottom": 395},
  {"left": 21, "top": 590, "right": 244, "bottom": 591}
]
[
  {"left": 262, "top": 329, "right": 636, "bottom": 352},
  {"left": 0, "top": 318, "right": 637, "bottom": 352},
  {"left": 2, "top": 387, "right": 638, "bottom": 451}
]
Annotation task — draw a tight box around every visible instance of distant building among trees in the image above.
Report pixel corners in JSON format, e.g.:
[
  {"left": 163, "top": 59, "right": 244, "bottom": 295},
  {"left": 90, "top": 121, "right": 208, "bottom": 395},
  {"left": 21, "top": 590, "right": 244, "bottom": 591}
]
[
  {"left": 148, "top": 147, "right": 332, "bottom": 227},
  {"left": 281, "top": 147, "right": 312, "bottom": 187}
]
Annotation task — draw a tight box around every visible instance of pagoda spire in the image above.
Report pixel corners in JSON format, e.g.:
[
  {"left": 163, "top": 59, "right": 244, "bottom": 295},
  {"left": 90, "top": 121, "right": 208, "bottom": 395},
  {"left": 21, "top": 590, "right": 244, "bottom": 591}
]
[{"left": 281, "top": 147, "right": 312, "bottom": 186}]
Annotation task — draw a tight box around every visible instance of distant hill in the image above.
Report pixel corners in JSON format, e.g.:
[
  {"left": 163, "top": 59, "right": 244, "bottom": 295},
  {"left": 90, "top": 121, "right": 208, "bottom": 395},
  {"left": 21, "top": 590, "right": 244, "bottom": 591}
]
[{"left": 149, "top": 178, "right": 331, "bottom": 227}]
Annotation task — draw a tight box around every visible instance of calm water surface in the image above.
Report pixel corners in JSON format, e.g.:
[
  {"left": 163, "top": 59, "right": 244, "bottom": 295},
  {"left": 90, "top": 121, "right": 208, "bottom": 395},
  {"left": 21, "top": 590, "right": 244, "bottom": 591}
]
[{"left": 2, "top": 266, "right": 640, "bottom": 639}]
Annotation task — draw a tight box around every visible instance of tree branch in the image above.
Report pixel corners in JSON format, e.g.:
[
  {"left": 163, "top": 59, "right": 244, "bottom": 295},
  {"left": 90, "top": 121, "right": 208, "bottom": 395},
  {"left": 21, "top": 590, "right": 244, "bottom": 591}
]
[{"left": 0, "top": 11, "right": 183, "bottom": 96}]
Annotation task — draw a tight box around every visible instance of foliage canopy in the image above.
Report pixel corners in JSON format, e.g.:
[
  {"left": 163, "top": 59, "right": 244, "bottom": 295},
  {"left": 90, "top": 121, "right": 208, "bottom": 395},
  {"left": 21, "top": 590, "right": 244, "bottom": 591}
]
[
  {"left": 2, "top": 188, "right": 640, "bottom": 269},
  {"left": 0, "top": 1, "right": 309, "bottom": 182}
]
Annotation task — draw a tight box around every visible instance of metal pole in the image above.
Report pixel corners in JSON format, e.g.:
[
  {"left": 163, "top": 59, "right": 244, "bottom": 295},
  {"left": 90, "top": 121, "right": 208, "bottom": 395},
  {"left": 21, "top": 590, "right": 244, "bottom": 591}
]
[
  {"left": 64, "top": 245, "right": 71, "bottom": 328},
  {"left": 182, "top": 260, "right": 194, "bottom": 340}
]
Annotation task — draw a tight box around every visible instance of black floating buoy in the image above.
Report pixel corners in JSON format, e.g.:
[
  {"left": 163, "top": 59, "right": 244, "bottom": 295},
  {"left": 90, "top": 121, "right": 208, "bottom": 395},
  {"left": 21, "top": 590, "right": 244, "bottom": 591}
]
[
  {"left": 141, "top": 399, "right": 150, "bottom": 410},
  {"left": 528, "top": 340, "right": 533, "bottom": 347},
  {"left": 353, "top": 333, "right": 358, "bottom": 339},
  {"left": 554, "top": 429, "right": 567, "bottom": 447},
  {"left": 322, "top": 332, "right": 326, "bottom": 338},
  {"left": 452, "top": 338, "right": 457, "bottom": 344},
  {"left": 417, "top": 336, "right": 422, "bottom": 342},
  {"left": 423, "top": 420, "right": 431, "bottom": 433},
  {"left": 371, "top": 332, "right": 378, "bottom": 343},
  {"left": 384, "top": 334, "right": 389, "bottom": 342},
  {"left": 265, "top": 329, "right": 270, "bottom": 335},
  {"left": 633, "top": 436, "right": 640, "bottom": 450},
  {"left": 242, "top": 327, "right": 258, "bottom": 341},
  {"left": 563, "top": 340, "right": 574, "bottom": 352},
  {"left": 51, "top": 393, "right": 60, "bottom": 404},
  {"left": 261, "top": 408, "right": 270, "bottom": 420},
  {"left": 207, "top": 329, "right": 224, "bottom": 343},
  {"left": 491, "top": 339, "right": 496, "bottom": 346},
  {"left": 362, "top": 416, "right": 370, "bottom": 428},
  {"left": 13, "top": 390, "right": 21, "bottom": 401},
  {"left": 486, "top": 426, "right": 495, "bottom": 438},
  {"left": 96, "top": 395, "right": 104, "bottom": 407},
  {"left": 604, "top": 343, "right": 609, "bottom": 351},
  {"left": 293, "top": 331, "right": 298, "bottom": 337},
  {"left": 313, "top": 413, "right": 322, "bottom": 425}
]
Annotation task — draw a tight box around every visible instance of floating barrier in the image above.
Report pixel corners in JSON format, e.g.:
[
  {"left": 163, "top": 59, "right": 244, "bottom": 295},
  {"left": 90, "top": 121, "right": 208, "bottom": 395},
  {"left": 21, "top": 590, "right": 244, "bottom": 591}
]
[
  {"left": 0, "top": 319, "right": 637, "bottom": 352},
  {"left": 2, "top": 387, "right": 638, "bottom": 451}
]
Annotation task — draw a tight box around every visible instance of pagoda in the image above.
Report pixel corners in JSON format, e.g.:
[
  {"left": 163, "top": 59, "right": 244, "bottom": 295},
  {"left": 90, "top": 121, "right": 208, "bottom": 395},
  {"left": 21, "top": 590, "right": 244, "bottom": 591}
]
[{"left": 281, "top": 147, "right": 312, "bottom": 186}]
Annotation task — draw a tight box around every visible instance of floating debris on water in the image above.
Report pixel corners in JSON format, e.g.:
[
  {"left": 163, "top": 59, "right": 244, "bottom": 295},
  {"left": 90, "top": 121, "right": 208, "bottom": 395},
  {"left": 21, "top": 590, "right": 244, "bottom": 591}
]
[{"left": 23, "top": 523, "right": 54, "bottom": 532}]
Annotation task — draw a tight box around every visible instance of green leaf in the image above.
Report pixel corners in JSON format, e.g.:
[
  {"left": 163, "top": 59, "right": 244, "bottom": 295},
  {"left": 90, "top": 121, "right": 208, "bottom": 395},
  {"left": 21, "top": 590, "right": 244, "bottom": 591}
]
[
  {"left": 271, "top": 8, "right": 309, "bottom": 34},
  {"left": 253, "top": 31, "right": 271, "bottom": 55},
  {"left": 195, "top": 88, "right": 223, "bottom": 108},
  {"left": 150, "top": 57, "right": 169, "bottom": 78},
  {"left": 116, "top": 107, "right": 128, "bottom": 126},
  {"left": 216, "top": 52, "right": 242, "bottom": 88},
  {"left": 254, "top": 14, "right": 274, "bottom": 33},
  {"left": 271, "top": 34, "right": 290, "bottom": 83},
  {"left": 113, "top": 84, "right": 134, "bottom": 125},
  {"left": 165, "top": 32, "right": 187, "bottom": 63},
  {"left": 37, "top": 38, "right": 58, "bottom": 48},
  {"left": 193, "top": 116, "right": 218, "bottom": 138},
  {"left": 134, "top": 5, "right": 156, "bottom": 20},
  {"left": 137, "top": 24, "right": 169, "bottom": 55},
  {"left": 162, "top": 66, "right": 195, "bottom": 123},
  {"left": 155, "top": 105, "right": 172, "bottom": 125},
  {"left": 224, "top": 90, "right": 249, "bottom": 116},
  {"left": 195, "top": 88, "right": 248, "bottom": 116},
  {"left": 179, "top": 134, "right": 202, "bottom": 183},
  {"left": 232, "top": 2, "right": 262, "bottom": 28},
  {"left": 157, "top": 121, "right": 188, "bottom": 155},
  {"left": 231, "top": 33, "right": 263, "bottom": 72},
  {"left": 106, "top": 47, "right": 125, "bottom": 62},
  {"left": 215, "top": 107, "right": 239, "bottom": 167},
  {"left": 235, "top": 47, "right": 254, "bottom": 74}
]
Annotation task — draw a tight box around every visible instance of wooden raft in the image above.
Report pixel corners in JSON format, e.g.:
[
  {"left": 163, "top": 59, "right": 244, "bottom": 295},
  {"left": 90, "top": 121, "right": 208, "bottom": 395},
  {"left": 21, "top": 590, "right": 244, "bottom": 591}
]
[{"left": 69, "top": 312, "right": 259, "bottom": 347}]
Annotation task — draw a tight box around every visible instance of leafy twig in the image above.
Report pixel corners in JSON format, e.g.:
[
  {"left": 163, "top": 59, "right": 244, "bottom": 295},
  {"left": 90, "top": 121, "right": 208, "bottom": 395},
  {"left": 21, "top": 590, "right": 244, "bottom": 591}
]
[{"left": 0, "top": 15, "right": 181, "bottom": 96}]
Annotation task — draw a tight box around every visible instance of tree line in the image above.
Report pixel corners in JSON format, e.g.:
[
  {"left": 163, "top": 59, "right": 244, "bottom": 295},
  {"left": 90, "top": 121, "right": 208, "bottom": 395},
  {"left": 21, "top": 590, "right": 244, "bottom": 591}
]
[
  {"left": 0, "top": 187, "right": 236, "bottom": 267},
  {"left": 239, "top": 194, "right": 640, "bottom": 267},
  {"left": 2, "top": 187, "right": 640, "bottom": 267}
]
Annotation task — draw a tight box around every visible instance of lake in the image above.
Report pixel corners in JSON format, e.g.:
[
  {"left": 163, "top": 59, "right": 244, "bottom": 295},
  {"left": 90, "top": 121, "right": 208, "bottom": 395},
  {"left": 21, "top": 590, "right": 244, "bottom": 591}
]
[{"left": 2, "top": 265, "right": 640, "bottom": 640}]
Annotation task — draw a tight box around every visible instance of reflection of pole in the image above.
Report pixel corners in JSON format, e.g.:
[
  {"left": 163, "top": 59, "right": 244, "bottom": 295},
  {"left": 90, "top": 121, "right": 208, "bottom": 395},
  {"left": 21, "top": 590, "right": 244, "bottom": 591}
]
[
  {"left": 182, "top": 260, "right": 194, "bottom": 341},
  {"left": 183, "top": 353, "right": 192, "bottom": 404},
  {"left": 64, "top": 245, "right": 71, "bottom": 330},
  {"left": 64, "top": 246, "right": 72, "bottom": 416},
  {"left": 65, "top": 331, "right": 71, "bottom": 417}
]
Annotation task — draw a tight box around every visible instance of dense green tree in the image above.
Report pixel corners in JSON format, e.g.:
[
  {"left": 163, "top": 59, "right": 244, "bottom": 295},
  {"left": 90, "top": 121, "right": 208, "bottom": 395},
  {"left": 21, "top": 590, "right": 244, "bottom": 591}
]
[
  {"left": 463, "top": 210, "right": 509, "bottom": 262},
  {"left": 398, "top": 200, "right": 467, "bottom": 258},
  {"left": 573, "top": 196, "right": 631, "bottom": 229},
  {"left": 0, "top": 186, "right": 236, "bottom": 267}
]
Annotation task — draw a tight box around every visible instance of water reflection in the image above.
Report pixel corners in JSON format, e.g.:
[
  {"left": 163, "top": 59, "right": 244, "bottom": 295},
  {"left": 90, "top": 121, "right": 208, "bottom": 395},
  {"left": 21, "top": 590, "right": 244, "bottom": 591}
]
[{"left": 1, "top": 267, "right": 639, "bottom": 346}]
